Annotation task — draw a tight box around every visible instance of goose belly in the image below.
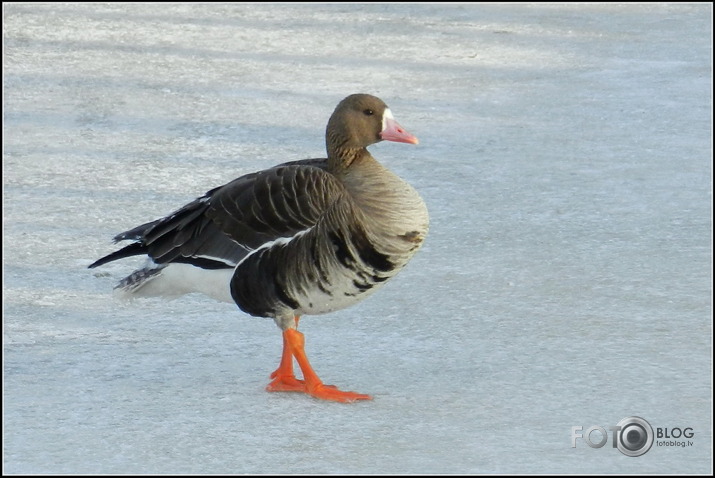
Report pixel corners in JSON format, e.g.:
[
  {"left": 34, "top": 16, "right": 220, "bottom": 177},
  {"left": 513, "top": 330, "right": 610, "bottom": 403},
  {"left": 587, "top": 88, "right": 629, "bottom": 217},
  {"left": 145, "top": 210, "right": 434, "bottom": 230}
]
[
  {"left": 229, "top": 222, "right": 420, "bottom": 319},
  {"left": 294, "top": 262, "right": 392, "bottom": 316}
]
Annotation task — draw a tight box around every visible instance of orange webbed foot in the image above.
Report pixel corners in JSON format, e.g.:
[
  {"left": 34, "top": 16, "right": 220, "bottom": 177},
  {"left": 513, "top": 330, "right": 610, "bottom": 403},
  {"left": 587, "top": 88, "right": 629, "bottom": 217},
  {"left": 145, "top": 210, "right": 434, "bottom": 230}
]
[
  {"left": 304, "top": 382, "right": 373, "bottom": 403},
  {"left": 267, "top": 372, "right": 342, "bottom": 394},
  {"left": 266, "top": 373, "right": 305, "bottom": 392}
]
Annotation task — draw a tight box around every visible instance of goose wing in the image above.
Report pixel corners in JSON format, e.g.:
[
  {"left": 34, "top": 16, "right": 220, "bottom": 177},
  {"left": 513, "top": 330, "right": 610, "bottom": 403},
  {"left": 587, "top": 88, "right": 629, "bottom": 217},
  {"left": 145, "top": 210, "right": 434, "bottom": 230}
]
[{"left": 89, "top": 159, "right": 344, "bottom": 270}]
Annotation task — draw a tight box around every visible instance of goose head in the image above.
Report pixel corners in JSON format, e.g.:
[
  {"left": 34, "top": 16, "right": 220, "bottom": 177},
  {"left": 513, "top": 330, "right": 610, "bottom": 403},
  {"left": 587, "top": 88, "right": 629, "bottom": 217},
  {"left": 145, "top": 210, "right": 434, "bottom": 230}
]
[{"left": 326, "top": 94, "right": 418, "bottom": 168}]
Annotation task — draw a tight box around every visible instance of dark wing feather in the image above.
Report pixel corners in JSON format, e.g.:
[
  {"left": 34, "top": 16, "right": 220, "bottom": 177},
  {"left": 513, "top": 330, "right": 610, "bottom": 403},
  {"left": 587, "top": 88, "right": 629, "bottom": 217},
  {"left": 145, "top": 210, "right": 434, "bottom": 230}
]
[
  {"left": 89, "top": 158, "right": 336, "bottom": 270},
  {"left": 207, "top": 164, "right": 335, "bottom": 246}
]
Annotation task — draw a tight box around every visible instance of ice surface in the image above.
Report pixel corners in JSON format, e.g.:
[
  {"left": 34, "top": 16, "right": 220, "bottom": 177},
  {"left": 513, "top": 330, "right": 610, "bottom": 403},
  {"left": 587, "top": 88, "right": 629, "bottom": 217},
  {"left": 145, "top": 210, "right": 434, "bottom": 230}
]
[{"left": 3, "top": 2, "right": 712, "bottom": 474}]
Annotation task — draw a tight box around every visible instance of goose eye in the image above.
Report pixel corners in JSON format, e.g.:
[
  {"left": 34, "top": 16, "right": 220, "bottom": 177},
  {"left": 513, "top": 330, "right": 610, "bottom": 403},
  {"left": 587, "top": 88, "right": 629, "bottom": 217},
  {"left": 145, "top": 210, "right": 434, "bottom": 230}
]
[{"left": 363, "top": 109, "right": 374, "bottom": 116}]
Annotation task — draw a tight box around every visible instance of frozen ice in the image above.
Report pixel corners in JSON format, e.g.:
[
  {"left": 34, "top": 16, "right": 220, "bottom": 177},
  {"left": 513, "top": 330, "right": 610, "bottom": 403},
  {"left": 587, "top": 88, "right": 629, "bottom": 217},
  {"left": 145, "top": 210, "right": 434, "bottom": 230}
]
[{"left": 3, "top": 3, "right": 712, "bottom": 474}]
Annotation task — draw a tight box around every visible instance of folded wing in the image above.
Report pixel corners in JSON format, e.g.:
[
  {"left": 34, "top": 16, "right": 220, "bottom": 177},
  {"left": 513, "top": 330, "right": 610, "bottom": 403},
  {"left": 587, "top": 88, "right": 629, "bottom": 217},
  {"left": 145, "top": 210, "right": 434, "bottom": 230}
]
[{"left": 88, "top": 158, "right": 341, "bottom": 271}]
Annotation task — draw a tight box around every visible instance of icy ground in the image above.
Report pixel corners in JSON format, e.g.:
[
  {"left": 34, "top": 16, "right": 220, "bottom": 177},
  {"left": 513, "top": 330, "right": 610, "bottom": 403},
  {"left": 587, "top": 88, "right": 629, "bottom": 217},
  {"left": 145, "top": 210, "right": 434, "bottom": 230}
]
[{"left": 3, "top": 2, "right": 712, "bottom": 474}]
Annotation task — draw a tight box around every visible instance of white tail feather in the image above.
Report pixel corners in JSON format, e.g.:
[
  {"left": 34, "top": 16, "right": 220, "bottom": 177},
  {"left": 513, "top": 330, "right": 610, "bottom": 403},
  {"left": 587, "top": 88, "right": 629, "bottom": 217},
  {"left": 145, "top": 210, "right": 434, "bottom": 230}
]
[{"left": 114, "top": 263, "right": 234, "bottom": 303}]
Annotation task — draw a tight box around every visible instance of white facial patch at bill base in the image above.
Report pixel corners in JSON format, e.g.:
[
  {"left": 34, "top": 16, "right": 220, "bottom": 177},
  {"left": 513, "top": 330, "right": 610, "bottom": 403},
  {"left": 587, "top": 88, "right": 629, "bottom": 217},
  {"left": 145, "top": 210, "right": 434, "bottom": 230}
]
[{"left": 381, "top": 108, "right": 394, "bottom": 133}]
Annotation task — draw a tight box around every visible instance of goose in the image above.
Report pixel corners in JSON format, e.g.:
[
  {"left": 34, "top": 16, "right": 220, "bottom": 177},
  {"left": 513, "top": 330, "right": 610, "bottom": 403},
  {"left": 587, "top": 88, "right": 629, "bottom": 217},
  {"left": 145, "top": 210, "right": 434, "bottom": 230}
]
[{"left": 89, "top": 94, "right": 429, "bottom": 402}]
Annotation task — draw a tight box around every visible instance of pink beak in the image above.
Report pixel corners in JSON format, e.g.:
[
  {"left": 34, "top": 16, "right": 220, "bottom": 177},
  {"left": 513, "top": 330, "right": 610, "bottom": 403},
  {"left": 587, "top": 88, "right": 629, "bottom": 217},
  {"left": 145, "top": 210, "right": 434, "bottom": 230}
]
[{"left": 380, "top": 116, "right": 419, "bottom": 145}]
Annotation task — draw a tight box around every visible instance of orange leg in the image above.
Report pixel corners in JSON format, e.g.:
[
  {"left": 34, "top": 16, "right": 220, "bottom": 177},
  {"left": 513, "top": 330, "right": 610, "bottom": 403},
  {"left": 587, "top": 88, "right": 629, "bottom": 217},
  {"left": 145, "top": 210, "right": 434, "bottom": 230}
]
[
  {"left": 266, "top": 330, "right": 305, "bottom": 392},
  {"left": 265, "top": 316, "right": 372, "bottom": 403}
]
